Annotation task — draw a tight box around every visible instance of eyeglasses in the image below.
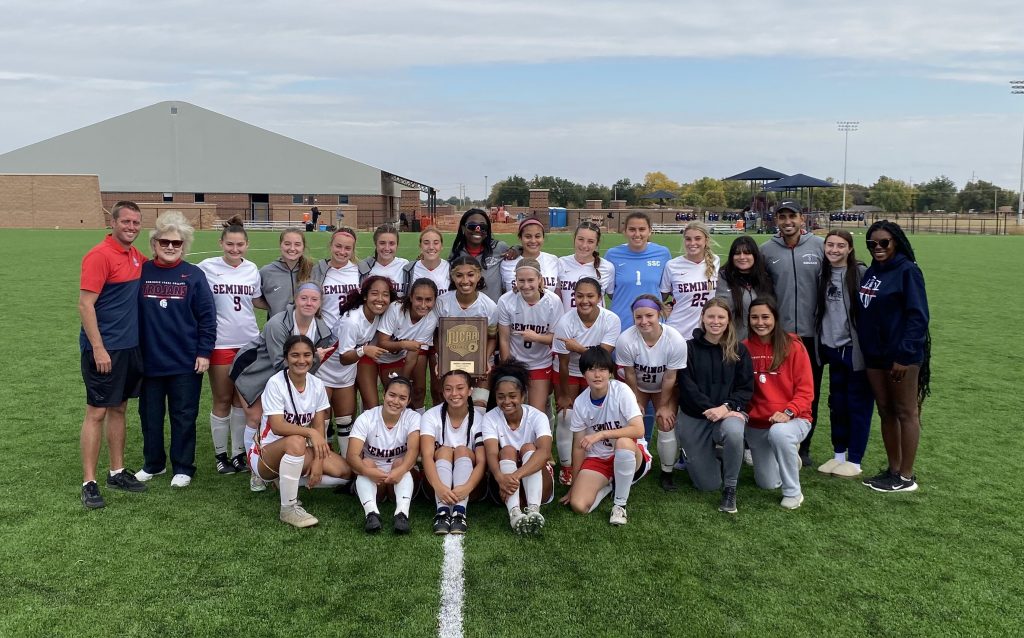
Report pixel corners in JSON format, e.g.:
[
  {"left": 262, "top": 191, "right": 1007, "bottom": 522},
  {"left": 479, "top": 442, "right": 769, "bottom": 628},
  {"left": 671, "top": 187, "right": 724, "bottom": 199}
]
[
  {"left": 866, "top": 239, "right": 892, "bottom": 250},
  {"left": 465, "top": 222, "right": 486, "bottom": 232},
  {"left": 157, "top": 239, "right": 184, "bottom": 248}
]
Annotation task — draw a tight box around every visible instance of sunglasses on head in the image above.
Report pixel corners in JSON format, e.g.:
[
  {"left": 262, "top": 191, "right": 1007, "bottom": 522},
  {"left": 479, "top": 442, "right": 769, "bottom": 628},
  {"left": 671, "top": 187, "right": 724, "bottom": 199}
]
[
  {"left": 157, "top": 239, "right": 184, "bottom": 248},
  {"left": 866, "top": 239, "right": 892, "bottom": 250},
  {"left": 465, "top": 222, "right": 486, "bottom": 232}
]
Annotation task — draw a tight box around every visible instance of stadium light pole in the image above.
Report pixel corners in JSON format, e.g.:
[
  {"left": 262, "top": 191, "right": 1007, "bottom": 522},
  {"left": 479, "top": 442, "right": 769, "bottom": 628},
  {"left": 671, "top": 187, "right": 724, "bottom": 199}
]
[
  {"left": 1012, "top": 81, "right": 1024, "bottom": 226},
  {"left": 838, "top": 121, "right": 859, "bottom": 215}
]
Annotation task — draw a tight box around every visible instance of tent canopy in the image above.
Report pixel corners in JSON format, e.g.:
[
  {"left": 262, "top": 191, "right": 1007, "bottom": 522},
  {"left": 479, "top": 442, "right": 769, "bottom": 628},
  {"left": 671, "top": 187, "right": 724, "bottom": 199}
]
[
  {"left": 724, "top": 166, "right": 788, "bottom": 181},
  {"left": 763, "top": 173, "right": 837, "bottom": 191},
  {"left": 640, "top": 189, "right": 679, "bottom": 199}
]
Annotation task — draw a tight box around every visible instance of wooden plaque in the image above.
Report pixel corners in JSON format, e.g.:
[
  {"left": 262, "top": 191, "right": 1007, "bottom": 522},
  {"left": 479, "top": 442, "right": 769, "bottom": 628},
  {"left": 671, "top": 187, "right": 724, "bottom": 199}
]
[{"left": 437, "top": 316, "right": 488, "bottom": 376}]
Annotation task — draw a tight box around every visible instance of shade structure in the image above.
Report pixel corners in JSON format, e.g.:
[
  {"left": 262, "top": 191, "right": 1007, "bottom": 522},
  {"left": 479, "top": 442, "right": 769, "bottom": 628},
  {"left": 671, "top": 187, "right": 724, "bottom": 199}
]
[
  {"left": 640, "top": 189, "right": 679, "bottom": 199},
  {"left": 723, "top": 166, "right": 789, "bottom": 181},
  {"left": 762, "top": 173, "right": 837, "bottom": 191}
]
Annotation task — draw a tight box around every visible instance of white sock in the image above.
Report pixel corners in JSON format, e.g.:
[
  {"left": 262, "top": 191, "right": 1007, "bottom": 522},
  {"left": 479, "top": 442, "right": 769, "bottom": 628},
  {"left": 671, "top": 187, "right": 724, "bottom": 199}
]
[
  {"left": 612, "top": 448, "right": 637, "bottom": 506},
  {"left": 278, "top": 453, "right": 305, "bottom": 508},
  {"left": 520, "top": 450, "right": 541, "bottom": 507},
  {"left": 499, "top": 459, "right": 520, "bottom": 512},
  {"left": 657, "top": 429, "right": 678, "bottom": 473},
  {"left": 452, "top": 456, "right": 474, "bottom": 508},
  {"left": 834, "top": 451, "right": 846, "bottom": 462},
  {"left": 229, "top": 407, "right": 246, "bottom": 457},
  {"left": 435, "top": 459, "right": 453, "bottom": 508},
  {"left": 394, "top": 472, "right": 414, "bottom": 516},
  {"left": 210, "top": 413, "right": 229, "bottom": 455},
  {"left": 109, "top": 468, "right": 124, "bottom": 476},
  {"left": 556, "top": 410, "right": 573, "bottom": 466},
  {"left": 851, "top": 462, "right": 861, "bottom": 471},
  {"left": 335, "top": 416, "right": 353, "bottom": 457},
  {"left": 243, "top": 426, "right": 257, "bottom": 461},
  {"left": 299, "top": 475, "right": 349, "bottom": 488},
  {"left": 588, "top": 485, "right": 612, "bottom": 513},
  {"left": 355, "top": 475, "right": 380, "bottom": 515}
]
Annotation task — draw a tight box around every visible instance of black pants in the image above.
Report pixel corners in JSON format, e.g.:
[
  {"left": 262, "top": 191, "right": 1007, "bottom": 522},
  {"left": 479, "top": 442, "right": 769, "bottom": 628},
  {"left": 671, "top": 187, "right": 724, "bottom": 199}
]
[
  {"left": 139, "top": 373, "right": 203, "bottom": 477},
  {"left": 799, "top": 336, "right": 824, "bottom": 458}
]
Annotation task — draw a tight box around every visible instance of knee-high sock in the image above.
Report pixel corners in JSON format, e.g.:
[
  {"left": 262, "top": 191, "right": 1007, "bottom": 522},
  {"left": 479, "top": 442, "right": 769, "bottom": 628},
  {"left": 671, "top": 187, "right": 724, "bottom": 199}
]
[
  {"left": 243, "top": 426, "right": 257, "bottom": 464},
  {"left": 657, "top": 429, "right": 678, "bottom": 473},
  {"left": 210, "top": 413, "right": 229, "bottom": 455},
  {"left": 335, "top": 416, "right": 353, "bottom": 457},
  {"left": 394, "top": 472, "right": 414, "bottom": 517},
  {"left": 499, "top": 459, "right": 520, "bottom": 512},
  {"left": 613, "top": 448, "right": 637, "bottom": 506},
  {"left": 229, "top": 407, "right": 246, "bottom": 457},
  {"left": 556, "top": 410, "right": 574, "bottom": 466},
  {"left": 278, "top": 453, "right": 305, "bottom": 508},
  {"left": 588, "top": 485, "right": 612, "bottom": 513},
  {"left": 355, "top": 475, "right": 379, "bottom": 515},
  {"left": 452, "top": 456, "right": 473, "bottom": 508},
  {"left": 434, "top": 459, "right": 453, "bottom": 508},
  {"left": 520, "top": 450, "right": 542, "bottom": 507}
]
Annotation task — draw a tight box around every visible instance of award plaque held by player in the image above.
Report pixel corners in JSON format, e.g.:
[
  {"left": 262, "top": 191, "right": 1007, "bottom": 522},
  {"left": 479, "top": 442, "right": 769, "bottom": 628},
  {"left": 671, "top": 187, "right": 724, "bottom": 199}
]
[{"left": 437, "top": 316, "right": 488, "bottom": 376}]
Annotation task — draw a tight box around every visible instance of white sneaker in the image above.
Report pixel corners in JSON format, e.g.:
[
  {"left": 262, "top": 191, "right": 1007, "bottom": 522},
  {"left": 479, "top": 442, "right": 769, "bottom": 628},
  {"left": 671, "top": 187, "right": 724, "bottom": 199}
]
[
  {"left": 743, "top": 449, "right": 754, "bottom": 466},
  {"left": 134, "top": 468, "right": 166, "bottom": 482},
  {"left": 780, "top": 493, "right": 805, "bottom": 510},
  {"left": 508, "top": 506, "right": 527, "bottom": 534},
  {"left": 250, "top": 473, "right": 268, "bottom": 492},
  {"left": 280, "top": 503, "right": 318, "bottom": 528},
  {"left": 609, "top": 504, "right": 628, "bottom": 526},
  {"left": 170, "top": 474, "right": 191, "bottom": 488},
  {"left": 522, "top": 505, "right": 545, "bottom": 534}
]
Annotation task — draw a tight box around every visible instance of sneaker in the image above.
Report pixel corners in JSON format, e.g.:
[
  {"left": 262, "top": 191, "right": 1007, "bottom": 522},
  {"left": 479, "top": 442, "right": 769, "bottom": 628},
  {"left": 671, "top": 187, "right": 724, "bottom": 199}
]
[
  {"left": 673, "top": 452, "right": 688, "bottom": 472},
  {"left": 718, "top": 486, "right": 737, "bottom": 514},
  {"left": 508, "top": 506, "right": 527, "bottom": 534},
  {"left": 134, "top": 468, "right": 166, "bottom": 482},
  {"left": 831, "top": 461, "right": 862, "bottom": 479},
  {"left": 280, "top": 503, "right": 318, "bottom": 528},
  {"left": 780, "top": 493, "right": 804, "bottom": 509},
  {"left": 364, "top": 511, "right": 383, "bottom": 534},
  {"left": 231, "top": 453, "right": 250, "bottom": 473},
  {"left": 215, "top": 453, "right": 236, "bottom": 475},
  {"left": 81, "top": 481, "right": 105, "bottom": 509},
  {"left": 558, "top": 466, "right": 573, "bottom": 487},
  {"left": 170, "top": 474, "right": 191, "bottom": 488},
  {"left": 522, "top": 505, "right": 545, "bottom": 534},
  {"left": 659, "top": 470, "right": 677, "bottom": 492},
  {"left": 892, "top": 475, "right": 919, "bottom": 492},
  {"left": 869, "top": 473, "right": 916, "bottom": 493},
  {"left": 799, "top": 452, "right": 814, "bottom": 468},
  {"left": 433, "top": 510, "right": 451, "bottom": 535},
  {"left": 250, "top": 473, "right": 267, "bottom": 492},
  {"left": 393, "top": 512, "right": 411, "bottom": 535},
  {"left": 107, "top": 469, "right": 147, "bottom": 493},
  {"left": 743, "top": 449, "right": 754, "bottom": 466},
  {"left": 609, "top": 504, "right": 628, "bottom": 526},
  {"left": 817, "top": 458, "right": 842, "bottom": 475},
  {"left": 863, "top": 468, "right": 898, "bottom": 489},
  {"left": 449, "top": 511, "right": 469, "bottom": 535}
]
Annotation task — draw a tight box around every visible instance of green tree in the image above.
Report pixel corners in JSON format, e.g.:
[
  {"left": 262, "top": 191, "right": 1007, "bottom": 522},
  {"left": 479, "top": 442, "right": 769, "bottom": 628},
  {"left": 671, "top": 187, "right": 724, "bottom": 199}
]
[
  {"left": 489, "top": 174, "right": 530, "bottom": 207},
  {"left": 869, "top": 176, "right": 912, "bottom": 213},
  {"left": 583, "top": 182, "right": 612, "bottom": 206},
  {"left": 813, "top": 177, "right": 842, "bottom": 212},
  {"left": 724, "top": 180, "right": 753, "bottom": 209},
  {"left": 685, "top": 177, "right": 728, "bottom": 209},
  {"left": 958, "top": 179, "right": 1016, "bottom": 213},
  {"left": 530, "top": 175, "right": 586, "bottom": 207},
  {"left": 640, "top": 171, "right": 683, "bottom": 199},
  {"left": 915, "top": 176, "right": 957, "bottom": 212},
  {"left": 612, "top": 178, "right": 640, "bottom": 205}
]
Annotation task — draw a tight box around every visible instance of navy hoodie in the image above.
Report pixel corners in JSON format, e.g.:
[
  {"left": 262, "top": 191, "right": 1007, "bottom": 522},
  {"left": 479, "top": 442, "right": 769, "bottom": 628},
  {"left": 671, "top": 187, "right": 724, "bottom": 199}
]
[
  {"left": 676, "top": 328, "right": 754, "bottom": 418},
  {"left": 856, "top": 253, "right": 929, "bottom": 366},
  {"left": 138, "top": 260, "right": 217, "bottom": 376}
]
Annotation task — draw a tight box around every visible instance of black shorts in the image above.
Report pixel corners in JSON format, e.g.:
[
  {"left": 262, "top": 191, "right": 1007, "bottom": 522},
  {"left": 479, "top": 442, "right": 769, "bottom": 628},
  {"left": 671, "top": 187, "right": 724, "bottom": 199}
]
[{"left": 81, "top": 346, "right": 144, "bottom": 407}]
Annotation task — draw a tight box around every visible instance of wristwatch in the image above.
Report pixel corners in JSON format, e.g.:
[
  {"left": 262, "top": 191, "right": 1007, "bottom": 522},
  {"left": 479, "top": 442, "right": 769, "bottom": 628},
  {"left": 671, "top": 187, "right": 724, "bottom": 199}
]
[
  {"left": 784, "top": 408, "right": 795, "bottom": 418},
  {"left": 356, "top": 345, "right": 365, "bottom": 358}
]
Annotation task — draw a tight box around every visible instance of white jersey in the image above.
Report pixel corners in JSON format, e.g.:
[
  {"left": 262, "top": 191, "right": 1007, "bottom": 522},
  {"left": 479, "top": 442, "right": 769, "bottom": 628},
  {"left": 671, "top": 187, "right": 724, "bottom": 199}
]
[
  {"left": 320, "top": 262, "right": 360, "bottom": 329},
  {"left": 330, "top": 307, "right": 383, "bottom": 388},
  {"left": 434, "top": 292, "right": 498, "bottom": 331},
  {"left": 257, "top": 371, "right": 330, "bottom": 449},
  {"left": 500, "top": 252, "right": 559, "bottom": 294},
  {"left": 495, "top": 290, "right": 564, "bottom": 370},
  {"left": 376, "top": 301, "right": 438, "bottom": 364},
  {"left": 198, "top": 257, "right": 261, "bottom": 349},
  {"left": 660, "top": 254, "right": 720, "bottom": 340},
  {"left": 350, "top": 406, "right": 421, "bottom": 468},
  {"left": 551, "top": 307, "right": 622, "bottom": 376},
  {"left": 369, "top": 257, "right": 411, "bottom": 298},
  {"left": 615, "top": 325, "right": 688, "bottom": 394},
  {"left": 481, "top": 404, "right": 552, "bottom": 451},
  {"left": 420, "top": 405, "right": 485, "bottom": 450},
  {"left": 556, "top": 255, "right": 616, "bottom": 312},
  {"left": 570, "top": 379, "right": 642, "bottom": 460},
  {"left": 412, "top": 260, "right": 451, "bottom": 296}
]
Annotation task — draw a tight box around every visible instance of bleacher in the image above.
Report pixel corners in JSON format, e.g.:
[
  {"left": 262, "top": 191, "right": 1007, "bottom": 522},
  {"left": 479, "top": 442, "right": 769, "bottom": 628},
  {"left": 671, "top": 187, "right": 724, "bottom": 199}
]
[
  {"left": 245, "top": 220, "right": 308, "bottom": 231},
  {"left": 652, "top": 223, "right": 742, "bottom": 234}
]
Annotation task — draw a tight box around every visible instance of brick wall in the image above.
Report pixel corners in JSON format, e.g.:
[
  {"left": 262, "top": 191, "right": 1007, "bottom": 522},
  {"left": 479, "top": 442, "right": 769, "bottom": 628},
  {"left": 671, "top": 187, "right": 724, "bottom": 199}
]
[
  {"left": 0, "top": 174, "right": 105, "bottom": 228},
  {"left": 529, "top": 189, "right": 550, "bottom": 229}
]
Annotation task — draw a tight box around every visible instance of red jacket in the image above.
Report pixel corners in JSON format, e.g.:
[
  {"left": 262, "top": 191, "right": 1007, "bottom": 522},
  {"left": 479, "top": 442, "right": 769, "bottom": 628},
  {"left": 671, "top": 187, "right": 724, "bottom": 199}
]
[{"left": 742, "top": 333, "right": 814, "bottom": 429}]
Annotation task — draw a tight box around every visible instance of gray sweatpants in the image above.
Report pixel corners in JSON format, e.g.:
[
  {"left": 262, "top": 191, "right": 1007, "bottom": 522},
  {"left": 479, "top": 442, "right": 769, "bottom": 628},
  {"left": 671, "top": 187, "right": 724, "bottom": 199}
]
[
  {"left": 745, "top": 419, "right": 811, "bottom": 498},
  {"left": 676, "top": 413, "right": 745, "bottom": 491}
]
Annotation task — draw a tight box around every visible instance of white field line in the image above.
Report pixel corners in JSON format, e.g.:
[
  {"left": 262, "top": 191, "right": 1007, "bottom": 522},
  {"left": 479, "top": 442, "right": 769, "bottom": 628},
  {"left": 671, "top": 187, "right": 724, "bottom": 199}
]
[{"left": 438, "top": 534, "right": 465, "bottom": 638}]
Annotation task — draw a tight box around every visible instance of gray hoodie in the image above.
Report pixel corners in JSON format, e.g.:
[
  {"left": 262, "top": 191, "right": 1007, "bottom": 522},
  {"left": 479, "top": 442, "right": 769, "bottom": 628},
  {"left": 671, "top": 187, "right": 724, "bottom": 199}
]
[
  {"left": 816, "top": 263, "right": 867, "bottom": 371},
  {"left": 259, "top": 259, "right": 301, "bottom": 319},
  {"left": 760, "top": 232, "right": 824, "bottom": 338}
]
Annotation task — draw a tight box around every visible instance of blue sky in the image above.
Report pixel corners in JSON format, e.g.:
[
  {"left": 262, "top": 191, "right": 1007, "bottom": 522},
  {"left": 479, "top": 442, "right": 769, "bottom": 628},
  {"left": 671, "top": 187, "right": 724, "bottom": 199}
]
[{"left": 1, "top": 0, "right": 1023, "bottom": 200}]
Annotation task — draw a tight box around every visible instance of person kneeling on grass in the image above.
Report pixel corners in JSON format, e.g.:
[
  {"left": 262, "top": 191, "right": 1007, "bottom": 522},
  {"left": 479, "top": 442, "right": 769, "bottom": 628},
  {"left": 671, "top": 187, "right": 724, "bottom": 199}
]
[
  {"left": 421, "top": 370, "right": 487, "bottom": 535},
  {"left": 347, "top": 376, "right": 422, "bottom": 534},
  {"left": 248, "top": 335, "right": 352, "bottom": 528},
  {"left": 482, "top": 359, "right": 554, "bottom": 535},
  {"left": 562, "top": 347, "right": 651, "bottom": 526}
]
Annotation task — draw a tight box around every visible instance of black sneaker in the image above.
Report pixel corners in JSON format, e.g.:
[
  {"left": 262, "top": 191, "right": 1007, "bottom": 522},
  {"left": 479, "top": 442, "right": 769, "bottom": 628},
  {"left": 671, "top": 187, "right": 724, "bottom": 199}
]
[
  {"left": 659, "top": 470, "right": 677, "bottom": 492},
  {"left": 719, "top": 486, "right": 737, "bottom": 514},
  {"left": 215, "top": 453, "right": 236, "bottom": 474},
  {"left": 394, "top": 512, "right": 411, "bottom": 535},
  {"left": 433, "top": 510, "right": 451, "bottom": 535},
  {"left": 867, "top": 471, "right": 904, "bottom": 492},
  {"left": 799, "top": 452, "right": 814, "bottom": 468},
  {"left": 449, "top": 511, "right": 468, "bottom": 535},
  {"left": 81, "top": 481, "right": 105, "bottom": 509},
  {"left": 230, "top": 453, "right": 250, "bottom": 473},
  {"left": 364, "top": 511, "right": 382, "bottom": 534},
  {"left": 863, "top": 468, "right": 897, "bottom": 489},
  {"left": 106, "top": 469, "right": 147, "bottom": 493},
  {"left": 891, "top": 474, "right": 919, "bottom": 492}
]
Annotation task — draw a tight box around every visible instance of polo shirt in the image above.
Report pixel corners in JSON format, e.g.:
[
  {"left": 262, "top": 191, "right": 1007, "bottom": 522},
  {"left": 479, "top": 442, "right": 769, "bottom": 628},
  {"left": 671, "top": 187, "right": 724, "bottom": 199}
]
[{"left": 79, "top": 235, "right": 144, "bottom": 351}]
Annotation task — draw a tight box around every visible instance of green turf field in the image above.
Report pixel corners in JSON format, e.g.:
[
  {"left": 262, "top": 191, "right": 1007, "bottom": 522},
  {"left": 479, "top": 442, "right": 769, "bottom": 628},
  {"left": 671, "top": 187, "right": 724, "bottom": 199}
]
[{"left": 1, "top": 228, "right": 1021, "bottom": 637}]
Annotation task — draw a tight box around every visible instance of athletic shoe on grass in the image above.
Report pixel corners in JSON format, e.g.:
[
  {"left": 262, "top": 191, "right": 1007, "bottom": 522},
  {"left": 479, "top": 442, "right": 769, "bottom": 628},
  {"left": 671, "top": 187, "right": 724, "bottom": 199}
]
[
  {"left": 364, "top": 512, "right": 383, "bottom": 534},
  {"left": 870, "top": 473, "right": 918, "bottom": 493},
  {"left": 659, "top": 470, "right": 677, "bottom": 492},
  {"left": 107, "top": 469, "right": 147, "bottom": 492},
  {"left": 82, "top": 482, "right": 105, "bottom": 509},
  {"left": 508, "top": 507, "right": 527, "bottom": 534},
  {"left": 609, "top": 504, "right": 628, "bottom": 526},
  {"left": 817, "top": 459, "right": 841, "bottom": 475},
  {"left": 892, "top": 475, "right": 919, "bottom": 492},
  {"left": 393, "top": 512, "right": 411, "bottom": 535},
  {"left": 170, "top": 474, "right": 191, "bottom": 488},
  {"left": 134, "top": 468, "right": 166, "bottom": 482},
  {"left": 280, "top": 504, "right": 318, "bottom": 528},
  {"left": 558, "top": 467, "right": 573, "bottom": 486},
  {"left": 230, "top": 453, "right": 249, "bottom": 473},
  {"left": 522, "top": 505, "right": 545, "bottom": 534},
  {"left": 719, "top": 486, "right": 737, "bottom": 514},
  {"left": 780, "top": 493, "right": 804, "bottom": 509},
  {"left": 250, "top": 474, "right": 267, "bottom": 492},
  {"left": 215, "top": 453, "right": 236, "bottom": 474},
  {"left": 449, "top": 512, "right": 468, "bottom": 535},
  {"left": 863, "top": 468, "right": 898, "bottom": 490},
  {"left": 433, "top": 510, "right": 451, "bottom": 535}
]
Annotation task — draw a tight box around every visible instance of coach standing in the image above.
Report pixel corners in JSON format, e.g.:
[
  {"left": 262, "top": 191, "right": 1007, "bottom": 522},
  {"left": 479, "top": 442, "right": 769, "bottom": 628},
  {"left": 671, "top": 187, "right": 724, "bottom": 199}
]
[
  {"left": 760, "top": 201, "right": 824, "bottom": 467},
  {"left": 79, "top": 201, "right": 148, "bottom": 509}
]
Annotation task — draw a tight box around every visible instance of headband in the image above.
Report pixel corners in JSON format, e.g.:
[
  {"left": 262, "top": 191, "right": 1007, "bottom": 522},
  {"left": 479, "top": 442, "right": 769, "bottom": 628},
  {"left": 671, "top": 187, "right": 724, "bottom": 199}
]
[
  {"left": 519, "top": 217, "right": 544, "bottom": 233},
  {"left": 297, "top": 282, "right": 321, "bottom": 295},
  {"left": 334, "top": 228, "right": 356, "bottom": 240},
  {"left": 495, "top": 375, "right": 524, "bottom": 389},
  {"left": 632, "top": 298, "right": 661, "bottom": 312},
  {"left": 515, "top": 262, "right": 543, "bottom": 275}
]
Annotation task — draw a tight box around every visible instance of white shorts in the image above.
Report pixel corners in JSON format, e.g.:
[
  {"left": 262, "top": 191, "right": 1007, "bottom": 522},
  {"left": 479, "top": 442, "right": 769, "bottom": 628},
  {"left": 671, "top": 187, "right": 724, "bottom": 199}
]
[{"left": 315, "top": 355, "right": 355, "bottom": 389}]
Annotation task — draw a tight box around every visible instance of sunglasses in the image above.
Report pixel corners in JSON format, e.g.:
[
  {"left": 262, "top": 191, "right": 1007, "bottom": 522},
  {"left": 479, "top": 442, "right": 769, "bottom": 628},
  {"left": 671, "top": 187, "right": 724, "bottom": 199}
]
[
  {"left": 733, "top": 249, "right": 754, "bottom": 256},
  {"left": 866, "top": 239, "right": 892, "bottom": 250},
  {"left": 157, "top": 239, "right": 184, "bottom": 248},
  {"left": 465, "top": 222, "right": 486, "bottom": 232}
]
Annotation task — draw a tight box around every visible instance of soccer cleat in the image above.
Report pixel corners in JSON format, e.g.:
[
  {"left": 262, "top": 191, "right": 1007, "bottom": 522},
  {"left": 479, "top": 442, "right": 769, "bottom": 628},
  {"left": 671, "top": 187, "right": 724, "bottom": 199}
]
[
  {"left": 280, "top": 504, "right": 318, "bottom": 528},
  {"left": 558, "top": 466, "right": 574, "bottom": 487},
  {"left": 659, "top": 470, "right": 677, "bottom": 492},
  {"left": 215, "top": 453, "right": 236, "bottom": 475},
  {"left": 81, "top": 482, "right": 105, "bottom": 509},
  {"left": 719, "top": 486, "right": 738, "bottom": 514},
  {"left": 134, "top": 468, "right": 166, "bottom": 482},
  {"left": 817, "top": 458, "right": 842, "bottom": 475},
  {"left": 107, "top": 469, "right": 147, "bottom": 493},
  {"left": 393, "top": 512, "right": 411, "bottom": 535},
  {"left": 831, "top": 462, "right": 862, "bottom": 479},
  {"left": 863, "top": 468, "right": 898, "bottom": 489},
  {"left": 522, "top": 505, "right": 545, "bottom": 534},
  {"left": 609, "top": 504, "right": 628, "bottom": 526},
  {"left": 508, "top": 507, "right": 527, "bottom": 534},
  {"left": 780, "top": 493, "right": 805, "bottom": 509},
  {"left": 250, "top": 473, "right": 267, "bottom": 492},
  {"left": 230, "top": 453, "right": 250, "bottom": 473},
  {"left": 449, "top": 511, "right": 468, "bottom": 535},
  {"left": 433, "top": 510, "right": 451, "bottom": 535},
  {"left": 743, "top": 449, "right": 754, "bottom": 466},
  {"left": 170, "top": 474, "right": 191, "bottom": 488},
  {"left": 364, "top": 512, "right": 383, "bottom": 534}
]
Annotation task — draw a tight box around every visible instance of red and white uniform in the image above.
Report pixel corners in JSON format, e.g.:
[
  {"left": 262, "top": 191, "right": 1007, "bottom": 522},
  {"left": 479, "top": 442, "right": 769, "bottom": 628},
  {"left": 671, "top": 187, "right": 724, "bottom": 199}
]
[
  {"left": 331, "top": 308, "right": 383, "bottom": 388},
  {"left": 495, "top": 290, "right": 563, "bottom": 370},
  {"left": 412, "top": 260, "right": 451, "bottom": 297},
  {"left": 434, "top": 292, "right": 498, "bottom": 330},
  {"left": 376, "top": 301, "right": 438, "bottom": 365},
  {"left": 315, "top": 263, "right": 360, "bottom": 387},
  {"left": 350, "top": 406, "right": 421, "bottom": 471},
  {"left": 500, "top": 252, "right": 559, "bottom": 294},
  {"left": 420, "top": 405, "right": 485, "bottom": 450},
  {"left": 556, "top": 255, "right": 616, "bottom": 312},
  {"left": 254, "top": 371, "right": 329, "bottom": 450},
  {"left": 481, "top": 404, "right": 551, "bottom": 451},
  {"left": 570, "top": 379, "right": 643, "bottom": 460},
  {"left": 198, "top": 257, "right": 261, "bottom": 349},
  {"left": 660, "top": 255, "right": 720, "bottom": 340},
  {"left": 551, "top": 307, "right": 621, "bottom": 376},
  {"left": 614, "top": 325, "right": 688, "bottom": 394},
  {"left": 369, "top": 258, "right": 411, "bottom": 298}
]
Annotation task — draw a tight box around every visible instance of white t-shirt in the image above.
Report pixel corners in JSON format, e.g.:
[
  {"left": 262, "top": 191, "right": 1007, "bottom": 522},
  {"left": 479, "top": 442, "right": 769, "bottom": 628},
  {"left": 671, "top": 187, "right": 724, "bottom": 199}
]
[
  {"left": 369, "top": 257, "right": 411, "bottom": 298},
  {"left": 500, "top": 251, "right": 559, "bottom": 295},
  {"left": 320, "top": 262, "right": 360, "bottom": 330},
  {"left": 290, "top": 311, "right": 322, "bottom": 341},
  {"left": 551, "top": 307, "right": 621, "bottom": 376},
  {"left": 614, "top": 325, "right": 688, "bottom": 394},
  {"left": 412, "top": 260, "right": 451, "bottom": 297},
  {"left": 495, "top": 290, "right": 564, "bottom": 370},
  {"left": 420, "top": 405, "right": 485, "bottom": 450},
  {"left": 198, "top": 257, "right": 261, "bottom": 349},
  {"left": 434, "top": 292, "right": 498, "bottom": 330},
  {"left": 350, "top": 406, "right": 421, "bottom": 468},
  {"left": 556, "top": 255, "right": 616, "bottom": 312},
  {"left": 570, "top": 379, "right": 642, "bottom": 460},
  {"left": 258, "top": 371, "right": 330, "bottom": 448},
  {"left": 331, "top": 307, "right": 383, "bottom": 388},
  {"left": 376, "top": 301, "right": 438, "bottom": 364},
  {"left": 660, "top": 254, "right": 720, "bottom": 340},
  {"left": 481, "top": 404, "right": 552, "bottom": 451}
]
